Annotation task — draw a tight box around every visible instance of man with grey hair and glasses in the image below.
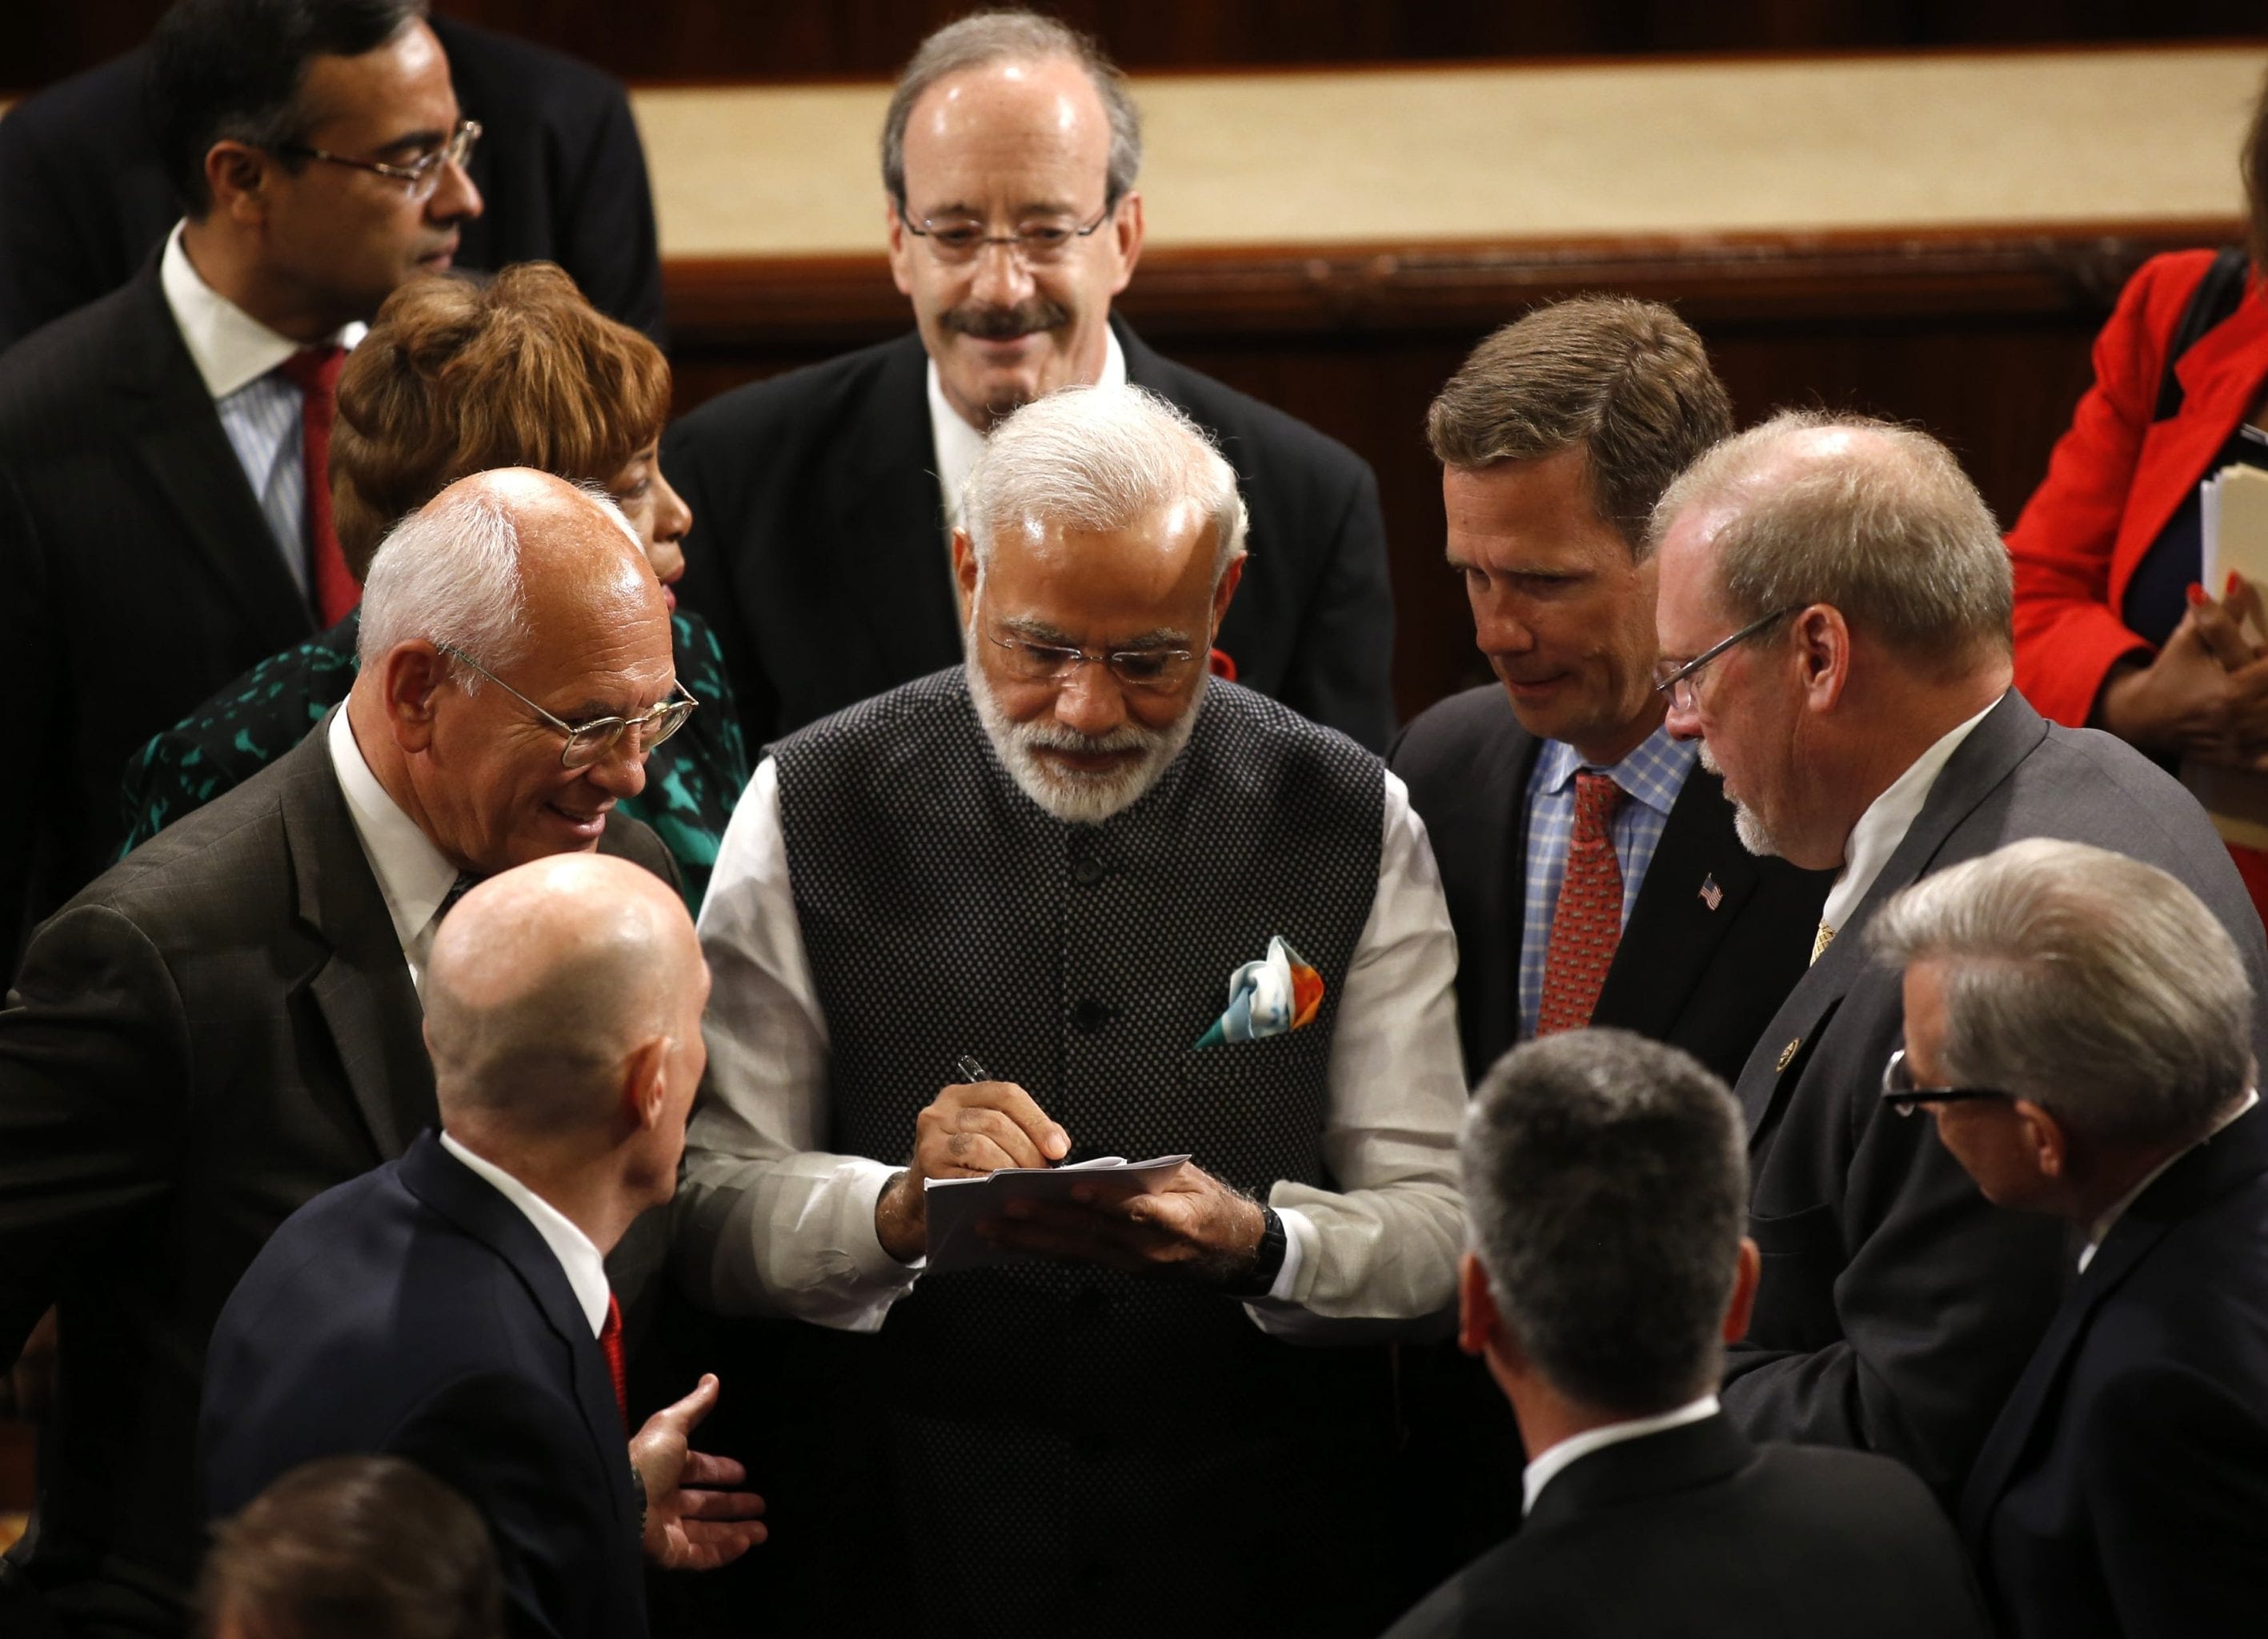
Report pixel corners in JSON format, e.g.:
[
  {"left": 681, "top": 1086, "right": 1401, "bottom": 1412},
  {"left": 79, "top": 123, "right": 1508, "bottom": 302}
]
[
  {"left": 0, "top": 468, "right": 679, "bottom": 1634},
  {"left": 1869, "top": 838, "right": 2268, "bottom": 1639},
  {"left": 665, "top": 7, "right": 1395, "bottom": 751},
  {"left": 679, "top": 383, "right": 1462, "bottom": 1633},
  {"left": 1384, "top": 1028, "right": 1989, "bottom": 1638},
  {"left": 1649, "top": 407, "right": 2268, "bottom": 1501}
]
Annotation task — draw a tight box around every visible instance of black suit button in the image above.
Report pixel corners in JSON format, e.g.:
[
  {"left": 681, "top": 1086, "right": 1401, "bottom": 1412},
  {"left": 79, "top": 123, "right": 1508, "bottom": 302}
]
[
  {"left": 1071, "top": 1000, "right": 1115, "bottom": 1032},
  {"left": 1070, "top": 1285, "right": 1112, "bottom": 1320}
]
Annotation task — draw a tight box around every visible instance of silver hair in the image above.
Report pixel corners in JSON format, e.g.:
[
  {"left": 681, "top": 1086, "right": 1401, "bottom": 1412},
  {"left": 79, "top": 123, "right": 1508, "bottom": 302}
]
[
  {"left": 1868, "top": 838, "right": 2254, "bottom": 1147},
  {"left": 881, "top": 10, "right": 1143, "bottom": 210},
  {"left": 960, "top": 383, "right": 1249, "bottom": 587},
  {"left": 1461, "top": 1030, "right": 1749, "bottom": 1415},
  {"left": 355, "top": 479, "right": 642, "bottom": 688},
  {"left": 1648, "top": 409, "right": 2014, "bottom": 665}
]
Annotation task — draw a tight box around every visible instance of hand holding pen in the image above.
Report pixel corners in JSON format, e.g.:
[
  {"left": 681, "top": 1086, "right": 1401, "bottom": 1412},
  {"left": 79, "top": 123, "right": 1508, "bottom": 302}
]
[{"left": 872, "top": 1056, "right": 1072, "bottom": 1263}]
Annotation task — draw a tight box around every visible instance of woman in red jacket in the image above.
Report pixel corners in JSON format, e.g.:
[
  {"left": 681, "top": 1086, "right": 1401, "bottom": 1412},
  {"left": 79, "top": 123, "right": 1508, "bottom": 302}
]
[{"left": 2010, "top": 74, "right": 2268, "bottom": 911}]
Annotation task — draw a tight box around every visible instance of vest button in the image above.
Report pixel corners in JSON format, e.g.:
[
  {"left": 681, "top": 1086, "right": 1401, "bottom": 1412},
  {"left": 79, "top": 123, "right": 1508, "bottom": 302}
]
[
  {"left": 1071, "top": 855, "right": 1107, "bottom": 886},
  {"left": 1071, "top": 999, "right": 1115, "bottom": 1032}
]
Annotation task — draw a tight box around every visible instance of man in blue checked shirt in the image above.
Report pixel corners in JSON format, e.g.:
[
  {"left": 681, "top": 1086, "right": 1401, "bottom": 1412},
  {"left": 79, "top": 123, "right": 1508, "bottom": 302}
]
[{"left": 1384, "top": 294, "right": 1830, "bottom": 1589}]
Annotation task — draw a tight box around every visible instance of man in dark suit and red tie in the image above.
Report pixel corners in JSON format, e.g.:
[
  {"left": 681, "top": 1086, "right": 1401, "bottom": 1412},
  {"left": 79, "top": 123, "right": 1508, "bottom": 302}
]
[
  {"left": 1869, "top": 838, "right": 2268, "bottom": 1639},
  {"left": 202, "top": 852, "right": 766, "bottom": 1639},
  {"left": 0, "top": 0, "right": 485, "bottom": 980}
]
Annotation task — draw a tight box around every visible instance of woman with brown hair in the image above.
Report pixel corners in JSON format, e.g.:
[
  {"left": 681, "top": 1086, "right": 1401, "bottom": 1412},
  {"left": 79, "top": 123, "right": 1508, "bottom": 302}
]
[{"left": 120, "top": 262, "right": 748, "bottom": 906}]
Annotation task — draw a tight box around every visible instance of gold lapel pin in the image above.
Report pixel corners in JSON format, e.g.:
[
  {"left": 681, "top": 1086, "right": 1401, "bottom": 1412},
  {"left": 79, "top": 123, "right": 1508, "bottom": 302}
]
[{"left": 1775, "top": 1037, "right": 1801, "bottom": 1073}]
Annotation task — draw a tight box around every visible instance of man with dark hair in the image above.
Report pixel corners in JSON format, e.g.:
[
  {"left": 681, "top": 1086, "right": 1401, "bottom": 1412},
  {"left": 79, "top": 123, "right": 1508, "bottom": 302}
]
[
  {"left": 0, "top": 474, "right": 682, "bottom": 1637},
  {"left": 666, "top": 9, "right": 1396, "bottom": 751},
  {"left": 0, "top": 15, "right": 663, "bottom": 349},
  {"left": 198, "top": 1457, "right": 503, "bottom": 1639},
  {"left": 1383, "top": 1029, "right": 1990, "bottom": 1638},
  {"left": 1651, "top": 410, "right": 2268, "bottom": 1497},
  {"left": 1870, "top": 839, "right": 2268, "bottom": 1639},
  {"left": 0, "top": 0, "right": 483, "bottom": 982}
]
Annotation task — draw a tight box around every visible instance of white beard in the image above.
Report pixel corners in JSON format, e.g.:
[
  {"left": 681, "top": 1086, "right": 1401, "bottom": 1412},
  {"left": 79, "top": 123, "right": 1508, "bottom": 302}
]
[
  {"left": 967, "top": 656, "right": 1202, "bottom": 826},
  {"left": 1698, "top": 739, "right": 1782, "bottom": 858}
]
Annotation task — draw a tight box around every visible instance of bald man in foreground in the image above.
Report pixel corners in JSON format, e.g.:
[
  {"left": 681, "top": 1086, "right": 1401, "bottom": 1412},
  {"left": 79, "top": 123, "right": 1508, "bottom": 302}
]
[{"left": 202, "top": 854, "right": 764, "bottom": 1639}]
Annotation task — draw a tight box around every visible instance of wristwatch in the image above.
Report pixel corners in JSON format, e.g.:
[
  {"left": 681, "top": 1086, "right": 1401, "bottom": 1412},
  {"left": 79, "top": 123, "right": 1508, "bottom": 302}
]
[{"left": 1227, "top": 1205, "right": 1288, "bottom": 1297}]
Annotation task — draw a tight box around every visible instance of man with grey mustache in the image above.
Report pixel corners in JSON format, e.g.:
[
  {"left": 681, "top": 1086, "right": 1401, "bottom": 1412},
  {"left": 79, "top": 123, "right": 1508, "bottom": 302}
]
[{"left": 675, "top": 383, "right": 1464, "bottom": 1636}]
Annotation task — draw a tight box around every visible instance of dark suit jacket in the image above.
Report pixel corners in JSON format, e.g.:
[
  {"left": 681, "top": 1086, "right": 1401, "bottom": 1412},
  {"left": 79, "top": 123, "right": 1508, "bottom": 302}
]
[
  {"left": 1381, "top": 1413, "right": 1990, "bottom": 1639},
  {"left": 1957, "top": 1105, "right": 2268, "bottom": 1639},
  {"left": 664, "top": 318, "right": 1397, "bottom": 751},
  {"left": 202, "top": 1131, "right": 649, "bottom": 1639},
  {"left": 0, "top": 262, "right": 315, "bottom": 983},
  {"left": 0, "top": 18, "right": 664, "bottom": 349},
  {"left": 1721, "top": 689, "right": 2268, "bottom": 1501},
  {"left": 0, "top": 719, "right": 675, "bottom": 1637},
  {"left": 1390, "top": 683, "right": 1830, "bottom": 1088}
]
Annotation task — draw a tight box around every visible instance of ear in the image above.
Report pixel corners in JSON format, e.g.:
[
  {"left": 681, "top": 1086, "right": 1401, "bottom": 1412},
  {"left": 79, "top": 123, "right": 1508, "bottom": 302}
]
[
  {"left": 2013, "top": 1099, "right": 2069, "bottom": 1180},
  {"left": 379, "top": 643, "right": 451, "bottom": 753},
  {"left": 1456, "top": 1249, "right": 1501, "bottom": 1358},
  {"left": 952, "top": 528, "right": 980, "bottom": 622},
  {"left": 621, "top": 1035, "right": 672, "bottom": 1134},
  {"left": 1209, "top": 554, "right": 1245, "bottom": 634},
  {"left": 1107, "top": 190, "right": 1144, "bottom": 293},
  {"left": 1721, "top": 1236, "right": 1761, "bottom": 1344},
  {"left": 205, "top": 140, "right": 274, "bottom": 227},
  {"left": 1790, "top": 603, "right": 1852, "bottom": 715},
  {"left": 885, "top": 194, "right": 916, "bottom": 298}
]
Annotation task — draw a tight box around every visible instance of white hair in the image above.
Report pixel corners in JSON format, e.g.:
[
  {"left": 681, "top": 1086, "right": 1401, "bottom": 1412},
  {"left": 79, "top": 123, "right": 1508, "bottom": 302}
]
[
  {"left": 355, "top": 479, "right": 642, "bottom": 687},
  {"left": 960, "top": 384, "right": 1250, "bottom": 587}
]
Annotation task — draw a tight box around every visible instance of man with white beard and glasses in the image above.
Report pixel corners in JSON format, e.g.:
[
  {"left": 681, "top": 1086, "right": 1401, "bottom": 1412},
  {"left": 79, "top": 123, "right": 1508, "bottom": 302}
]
[{"left": 675, "top": 383, "right": 1465, "bottom": 1636}]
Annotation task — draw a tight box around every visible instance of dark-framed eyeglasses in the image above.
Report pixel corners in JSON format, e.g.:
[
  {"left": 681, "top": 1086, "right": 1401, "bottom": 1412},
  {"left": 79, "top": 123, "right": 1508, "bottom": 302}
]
[
  {"left": 984, "top": 629, "right": 1200, "bottom": 693},
  {"left": 1880, "top": 1048, "right": 2017, "bottom": 1118},
  {"left": 1652, "top": 604, "right": 1801, "bottom": 712},
  {"left": 436, "top": 642, "right": 696, "bottom": 769},
  {"left": 282, "top": 119, "right": 482, "bottom": 199},
  {"left": 898, "top": 200, "right": 1115, "bottom": 266}
]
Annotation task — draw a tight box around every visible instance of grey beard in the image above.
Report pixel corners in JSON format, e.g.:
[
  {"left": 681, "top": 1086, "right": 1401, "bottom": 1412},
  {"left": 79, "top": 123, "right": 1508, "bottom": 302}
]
[
  {"left": 1698, "top": 739, "right": 1781, "bottom": 859},
  {"left": 966, "top": 653, "right": 1202, "bottom": 825}
]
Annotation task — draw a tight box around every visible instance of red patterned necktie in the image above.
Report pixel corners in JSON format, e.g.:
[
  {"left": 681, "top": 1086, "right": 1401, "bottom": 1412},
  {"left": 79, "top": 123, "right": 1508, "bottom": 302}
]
[
  {"left": 277, "top": 346, "right": 359, "bottom": 626},
  {"left": 1537, "top": 771, "right": 1627, "bottom": 1035},
  {"left": 599, "top": 1291, "right": 628, "bottom": 1429}
]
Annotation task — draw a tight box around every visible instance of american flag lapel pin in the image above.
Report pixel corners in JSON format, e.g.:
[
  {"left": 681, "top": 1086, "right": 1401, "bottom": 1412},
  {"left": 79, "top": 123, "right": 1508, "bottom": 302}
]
[{"left": 1698, "top": 873, "right": 1724, "bottom": 912}]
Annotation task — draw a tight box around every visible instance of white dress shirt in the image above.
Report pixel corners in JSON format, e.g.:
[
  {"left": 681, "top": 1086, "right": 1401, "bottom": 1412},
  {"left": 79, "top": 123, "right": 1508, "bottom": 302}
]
[
  {"left": 678, "top": 751, "right": 1468, "bottom": 1340},
  {"left": 1818, "top": 698, "right": 2001, "bottom": 940},
  {"left": 439, "top": 1132, "right": 611, "bottom": 1336},
  {"left": 926, "top": 328, "right": 1129, "bottom": 536},
  {"left": 159, "top": 220, "right": 365, "bottom": 594},
  {"left": 327, "top": 707, "right": 461, "bottom": 993},
  {"left": 1521, "top": 1394, "right": 1721, "bottom": 1515},
  {"left": 2078, "top": 1089, "right": 2259, "bottom": 1272}
]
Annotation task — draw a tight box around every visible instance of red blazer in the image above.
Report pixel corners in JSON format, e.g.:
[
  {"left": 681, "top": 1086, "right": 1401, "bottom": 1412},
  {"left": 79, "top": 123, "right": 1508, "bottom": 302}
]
[{"left": 2010, "top": 249, "right": 2268, "bottom": 727}]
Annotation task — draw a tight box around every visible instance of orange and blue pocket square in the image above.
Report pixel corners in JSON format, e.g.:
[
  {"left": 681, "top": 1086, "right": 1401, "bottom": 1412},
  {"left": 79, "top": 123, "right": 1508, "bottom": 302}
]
[{"left": 1194, "top": 935, "right": 1324, "bottom": 1048}]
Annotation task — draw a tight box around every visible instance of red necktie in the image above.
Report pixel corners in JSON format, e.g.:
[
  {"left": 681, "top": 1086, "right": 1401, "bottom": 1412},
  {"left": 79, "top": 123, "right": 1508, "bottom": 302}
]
[
  {"left": 277, "top": 346, "right": 359, "bottom": 626},
  {"left": 1537, "top": 771, "right": 1626, "bottom": 1035},
  {"left": 599, "top": 1292, "right": 628, "bottom": 1429}
]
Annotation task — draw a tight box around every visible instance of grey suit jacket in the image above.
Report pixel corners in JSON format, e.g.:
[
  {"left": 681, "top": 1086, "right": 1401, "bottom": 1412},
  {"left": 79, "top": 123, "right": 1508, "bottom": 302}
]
[
  {"left": 1720, "top": 689, "right": 2268, "bottom": 1500},
  {"left": 0, "top": 715, "right": 676, "bottom": 1636}
]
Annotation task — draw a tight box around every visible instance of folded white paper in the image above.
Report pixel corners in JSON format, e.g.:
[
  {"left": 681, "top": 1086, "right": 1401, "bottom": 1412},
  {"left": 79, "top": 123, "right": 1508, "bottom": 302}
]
[{"left": 922, "top": 1153, "right": 1192, "bottom": 1274}]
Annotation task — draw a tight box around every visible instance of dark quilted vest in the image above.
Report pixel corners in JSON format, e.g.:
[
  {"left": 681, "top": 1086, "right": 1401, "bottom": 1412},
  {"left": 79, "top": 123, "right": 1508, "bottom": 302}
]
[{"left": 772, "top": 668, "right": 1401, "bottom": 1636}]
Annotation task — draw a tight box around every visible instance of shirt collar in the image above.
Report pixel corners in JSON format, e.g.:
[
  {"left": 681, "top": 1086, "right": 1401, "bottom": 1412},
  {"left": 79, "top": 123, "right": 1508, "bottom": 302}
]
[
  {"left": 159, "top": 218, "right": 366, "bottom": 399},
  {"left": 1535, "top": 721, "right": 1697, "bottom": 818},
  {"left": 1521, "top": 1394, "right": 1720, "bottom": 1515},
  {"left": 327, "top": 706, "right": 462, "bottom": 966},
  {"left": 437, "top": 1132, "right": 611, "bottom": 1336},
  {"left": 2079, "top": 1088, "right": 2260, "bottom": 1272},
  {"left": 927, "top": 326, "right": 1128, "bottom": 530},
  {"left": 1819, "top": 697, "right": 1999, "bottom": 936}
]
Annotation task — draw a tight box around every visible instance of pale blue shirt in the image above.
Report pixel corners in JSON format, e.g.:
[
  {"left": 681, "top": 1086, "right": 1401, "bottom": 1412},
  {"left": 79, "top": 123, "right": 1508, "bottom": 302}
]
[{"left": 1517, "top": 726, "right": 1699, "bottom": 1040}]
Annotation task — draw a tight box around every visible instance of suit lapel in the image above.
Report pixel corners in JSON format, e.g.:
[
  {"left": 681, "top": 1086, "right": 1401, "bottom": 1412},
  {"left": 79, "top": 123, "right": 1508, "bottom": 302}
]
[
  {"left": 283, "top": 714, "right": 435, "bottom": 1159},
  {"left": 847, "top": 333, "right": 965, "bottom": 677},
  {"left": 1594, "top": 765, "right": 1757, "bottom": 1038},
  {"left": 111, "top": 266, "right": 314, "bottom": 652},
  {"left": 1959, "top": 1105, "right": 2268, "bottom": 1545},
  {"left": 1730, "top": 692, "right": 2046, "bottom": 1139}
]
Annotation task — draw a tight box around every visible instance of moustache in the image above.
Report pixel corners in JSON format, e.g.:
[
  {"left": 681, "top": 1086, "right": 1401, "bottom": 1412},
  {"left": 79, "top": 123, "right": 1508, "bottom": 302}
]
[
  {"left": 942, "top": 299, "right": 1072, "bottom": 340},
  {"left": 1016, "top": 719, "right": 1160, "bottom": 757}
]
